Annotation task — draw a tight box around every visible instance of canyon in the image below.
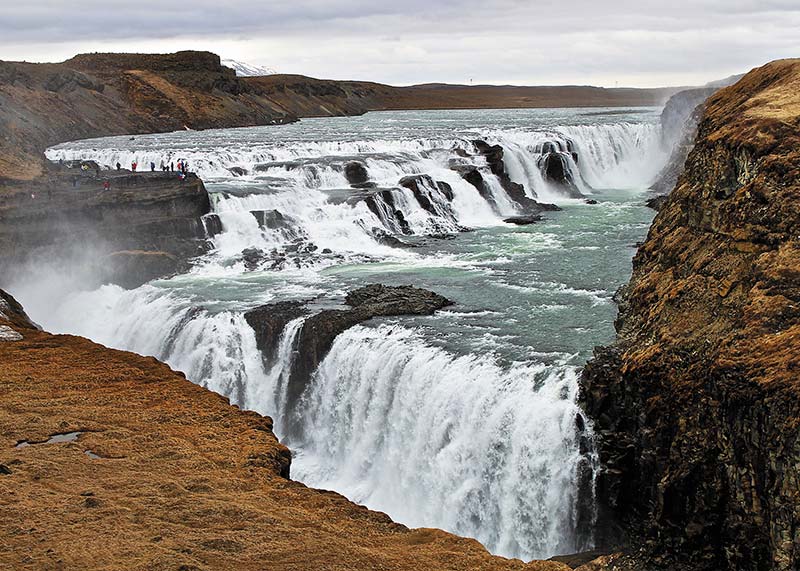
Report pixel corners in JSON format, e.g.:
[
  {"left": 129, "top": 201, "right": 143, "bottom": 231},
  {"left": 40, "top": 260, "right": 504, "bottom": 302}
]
[{"left": 1, "top": 50, "right": 799, "bottom": 571}]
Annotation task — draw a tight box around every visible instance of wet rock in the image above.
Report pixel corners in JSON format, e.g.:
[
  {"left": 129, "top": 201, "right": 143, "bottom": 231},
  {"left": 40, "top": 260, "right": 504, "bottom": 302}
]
[
  {"left": 202, "top": 214, "right": 223, "bottom": 237},
  {"left": 283, "top": 285, "right": 452, "bottom": 440},
  {"left": 250, "top": 209, "right": 287, "bottom": 229},
  {"left": 370, "top": 228, "right": 416, "bottom": 249},
  {"left": 399, "top": 174, "right": 451, "bottom": 215},
  {"left": 244, "top": 301, "right": 309, "bottom": 361},
  {"left": 471, "top": 139, "right": 563, "bottom": 213},
  {"left": 241, "top": 247, "right": 267, "bottom": 270},
  {"left": 344, "top": 161, "right": 370, "bottom": 186},
  {"left": 539, "top": 152, "right": 584, "bottom": 198},
  {"left": 504, "top": 215, "right": 542, "bottom": 225},
  {"left": 228, "top": 166, "right": 249, "bottom": 177},
  {"left": 585, "top": 199, "right": 598, "bottom": 205},
  {"left": 365, "top": 190, "right": 412, "bottom": 235}
]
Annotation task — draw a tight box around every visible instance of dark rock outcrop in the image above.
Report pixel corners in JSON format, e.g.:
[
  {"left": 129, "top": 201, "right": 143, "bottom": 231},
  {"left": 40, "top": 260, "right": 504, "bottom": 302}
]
[
  {"left": 463, "top": 140, "right": 562, "bottom": 214},
  {"left": 228, "top": 166, "right": 249, "bottom": 177},
  {"left": 399, "top": 174, "right": 453, "bottom": 215},
  {"left": 473, "top": 139, "right": 560, "bottom": 209},
  {"left": 580, "top": 60, "right": 800, "bottom": 571},
  {"left": 344, "top": 161, "right": 370, "bottom": 186},
  {"left": 244, "top": 301, "right": 309, "bottom": 361},
  {"left": 251, "top": 209, "right": 288, "bottom": 230},
  {"left": 504, "top": 215, "right": 542, "bottom": 225},
  {"left": 0, "top": 171, "right": 212, "bottom": 287},
  {"left": 364, "top": 189, "right": 412, "bottom": 235},
  {"left": 247, "top": 285, "right": 452, "bottom": 441},
  {"left": 539, "top": 152, "right": 584, "bottom": 198}
]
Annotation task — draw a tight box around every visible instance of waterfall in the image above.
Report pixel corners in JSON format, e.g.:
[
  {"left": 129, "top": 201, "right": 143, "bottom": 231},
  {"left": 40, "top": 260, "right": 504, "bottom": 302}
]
[
  {"left": 30, "top": 111, "right": 668, "bottom": 562},
  {"left": 290, "top": 324, "right": 595, "bottom": 560},
  {"left": 487, "top": 123, "right": 667, "bottom": 197},
  {"left": 20, "top": 279, "right": 596, "bottom": 561}
]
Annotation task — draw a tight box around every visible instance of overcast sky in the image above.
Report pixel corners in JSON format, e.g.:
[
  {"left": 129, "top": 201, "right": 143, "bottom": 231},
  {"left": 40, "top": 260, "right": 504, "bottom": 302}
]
[{"left": 2, "top": 1, "right": 799, "bottom": 87}]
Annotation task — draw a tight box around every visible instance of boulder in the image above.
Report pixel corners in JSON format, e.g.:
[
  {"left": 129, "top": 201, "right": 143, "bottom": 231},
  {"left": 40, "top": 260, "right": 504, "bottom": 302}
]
[
  {"left": 228, "top": 166, "right": 249, "bottom": 177},
  {"left": 241, "top": 247, "right": 266, "bottom": 270},
  {"left": 281, "top": 285, "right": 452, "bottom": 440},
  {"left": 504, "top": 215, "right": 542, "bottom": 225},
  {"left": 344, "top": 161, "right": 370, "bottom": 186}
]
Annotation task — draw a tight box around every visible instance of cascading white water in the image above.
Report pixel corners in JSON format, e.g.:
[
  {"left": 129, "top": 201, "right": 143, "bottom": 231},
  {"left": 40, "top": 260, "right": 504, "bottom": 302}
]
[
  {"left": 487, "top": 123, "right": 667, "bottom": 198},
  {"left": 289, "top": 324, "right": 594, "bottom": 560},
  {"left": 32, "top": 109, "right": 669, "bottom": 562},
  {"left": 46, "top": 120, "right": 666, "bottom": 259}
]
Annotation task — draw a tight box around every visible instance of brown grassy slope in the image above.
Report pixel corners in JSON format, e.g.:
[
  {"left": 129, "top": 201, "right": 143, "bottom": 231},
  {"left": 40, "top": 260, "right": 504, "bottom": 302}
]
[
  {"left": 0, "top": 298, "right": 567, "bottom": 571},
  {"left": 623, "top": 58, "right": 800, "bottom": 385},
  {"left": 0, "top": 52, "right": 298, "bottom": 182}
]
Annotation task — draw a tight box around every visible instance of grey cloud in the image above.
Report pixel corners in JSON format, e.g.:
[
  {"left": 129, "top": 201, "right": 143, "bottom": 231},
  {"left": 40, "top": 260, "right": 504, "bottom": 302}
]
[{"left": 1, "top": 1, "right": 798, "bottom": 86}]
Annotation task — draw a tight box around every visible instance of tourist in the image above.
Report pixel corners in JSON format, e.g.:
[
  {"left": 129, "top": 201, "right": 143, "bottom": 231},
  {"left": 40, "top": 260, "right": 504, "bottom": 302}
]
[
  {"left": 170, "top": 162, "right": 174, "bottom": 172},
  {"left": 150, "top": 161, "right": 156, "bottom": 172},
  {"left": 103, "top": 180, "right": 110, "bottom": 191},
  {"left": 116, "top": 162, "right": 121, "bottom": 170},
  {"left": 131, "top": 161, "right": 137, "bottom": 172}
]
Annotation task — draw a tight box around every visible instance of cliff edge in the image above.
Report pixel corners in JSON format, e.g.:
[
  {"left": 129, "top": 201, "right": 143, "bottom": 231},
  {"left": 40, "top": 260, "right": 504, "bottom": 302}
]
[{"left": 581, "top": 59, "right": 800, "bottom": 570}]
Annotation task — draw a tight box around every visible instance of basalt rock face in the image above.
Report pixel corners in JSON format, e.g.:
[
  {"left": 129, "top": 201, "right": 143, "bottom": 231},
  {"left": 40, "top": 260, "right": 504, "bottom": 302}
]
[
  {"left": 0, "top": 170, "right": 213, "bottom": 287},
  {"left": 648, "top": 90, "right": 717, "bottom": 201},
  {"left": 580, "top": 59, "right": 800, "bottom": 571}
]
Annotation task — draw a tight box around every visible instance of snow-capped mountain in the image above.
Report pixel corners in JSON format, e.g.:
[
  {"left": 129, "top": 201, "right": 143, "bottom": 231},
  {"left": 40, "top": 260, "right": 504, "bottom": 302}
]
[{"left": 221, "top": 59, "right": 276, "bottom": 77}]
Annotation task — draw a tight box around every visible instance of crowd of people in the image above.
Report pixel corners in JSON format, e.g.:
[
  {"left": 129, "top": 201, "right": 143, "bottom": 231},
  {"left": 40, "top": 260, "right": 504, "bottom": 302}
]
[{"left": 121, "top": 159, "right": 190, "bottom": 174}]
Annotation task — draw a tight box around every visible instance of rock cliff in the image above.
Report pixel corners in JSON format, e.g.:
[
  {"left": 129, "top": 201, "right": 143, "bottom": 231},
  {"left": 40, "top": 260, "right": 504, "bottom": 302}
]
[
  {"left": 581, "top": 59, "right": 800, "bottom": 570},
  {"left": 0, "top": 168, "right": 213, "bottom": 286}
]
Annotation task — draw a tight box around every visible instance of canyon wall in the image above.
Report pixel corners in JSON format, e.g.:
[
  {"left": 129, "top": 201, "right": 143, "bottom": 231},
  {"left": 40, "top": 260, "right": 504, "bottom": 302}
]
[{"left": 581, "top": 59, "right": 800, "bottom": 570}]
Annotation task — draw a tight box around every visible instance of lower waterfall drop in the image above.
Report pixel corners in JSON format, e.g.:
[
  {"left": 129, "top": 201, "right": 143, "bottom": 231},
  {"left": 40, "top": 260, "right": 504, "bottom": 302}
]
[{"left": 287, "top": 324, "right": 596, "bottom": 561}]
